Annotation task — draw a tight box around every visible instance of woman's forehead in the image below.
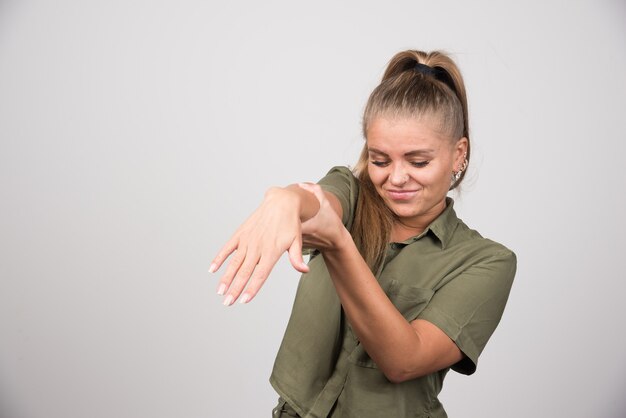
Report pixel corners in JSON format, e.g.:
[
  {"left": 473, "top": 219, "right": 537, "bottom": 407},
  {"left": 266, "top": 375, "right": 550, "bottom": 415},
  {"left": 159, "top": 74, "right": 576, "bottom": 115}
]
[
  {"left": 367, "top": 108, "right": 458, "bottom": 138},
  {"left": 366, "top": 116, "right": 451, "bottom": 151}
]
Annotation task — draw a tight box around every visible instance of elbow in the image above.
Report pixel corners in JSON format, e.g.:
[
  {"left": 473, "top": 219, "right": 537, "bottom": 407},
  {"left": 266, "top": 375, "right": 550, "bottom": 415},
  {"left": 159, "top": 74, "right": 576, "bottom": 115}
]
[
  {"left": 382, "top": 366, "right": 421, "bottom": 384},
  {"left": 380, "top": 354, "right": 434, "bottom": 383},
  {"left": 378, "top": 351, "right": 425, "bottom": 384},
  {"left": 385, "top": 373, "right": 408, "bottom": 384}
]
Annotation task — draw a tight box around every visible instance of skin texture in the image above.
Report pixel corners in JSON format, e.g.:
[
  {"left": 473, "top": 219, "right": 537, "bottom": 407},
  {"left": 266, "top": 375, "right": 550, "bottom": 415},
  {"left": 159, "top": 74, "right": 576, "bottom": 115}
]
[
  {"left": 366, "top": 116, "right": 468, "bottom": 241},
  {"left": 209, "top": 184, "right": 319, "bottom": 305},
  {"left": 211, "top": 116, "right": 469, "bottom": 381}
]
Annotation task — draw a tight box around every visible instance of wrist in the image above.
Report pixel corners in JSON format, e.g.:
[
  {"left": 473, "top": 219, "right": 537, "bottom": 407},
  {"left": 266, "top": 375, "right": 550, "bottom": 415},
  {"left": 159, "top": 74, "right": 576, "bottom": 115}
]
[
  {"left": 264, "top": 185, "right": 321, "bottom": 222},
  {"left": 261, "top": 187, "right": 300, "bottom": 220},
  {"left": 283, "top": 184, "right": 321, "bottom": 222}
]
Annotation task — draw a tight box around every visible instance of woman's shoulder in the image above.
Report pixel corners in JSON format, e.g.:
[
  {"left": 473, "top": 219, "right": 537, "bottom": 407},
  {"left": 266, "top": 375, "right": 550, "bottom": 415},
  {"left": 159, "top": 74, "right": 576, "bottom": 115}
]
[
  {"left": 451, "top": 218, "right": 516, "bottom": 266},
  {"left": 429, "top": 200, "right": 515, "bottom": 261}
]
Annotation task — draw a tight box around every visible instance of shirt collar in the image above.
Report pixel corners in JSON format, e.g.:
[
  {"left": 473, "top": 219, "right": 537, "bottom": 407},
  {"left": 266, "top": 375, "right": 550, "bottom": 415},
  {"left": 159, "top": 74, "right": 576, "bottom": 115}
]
[{"left": 402, "top": 197, "right": 459, "bottom": 249}]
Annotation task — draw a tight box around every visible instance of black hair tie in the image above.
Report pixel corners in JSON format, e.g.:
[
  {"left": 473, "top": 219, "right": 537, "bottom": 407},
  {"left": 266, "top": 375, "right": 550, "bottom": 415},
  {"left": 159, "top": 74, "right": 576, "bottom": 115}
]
[
  {"left": 413, "top": 62, "right": 438, "bottom": 77},
  {"left": 413, "top": 62, "right": 458, "bottom": 96}
]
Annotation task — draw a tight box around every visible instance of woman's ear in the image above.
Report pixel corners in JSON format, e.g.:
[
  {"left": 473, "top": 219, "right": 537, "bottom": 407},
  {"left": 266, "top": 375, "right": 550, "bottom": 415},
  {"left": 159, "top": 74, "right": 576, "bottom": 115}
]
[{"left": 454, "top": 137, "right": 469, "bottom": 169}]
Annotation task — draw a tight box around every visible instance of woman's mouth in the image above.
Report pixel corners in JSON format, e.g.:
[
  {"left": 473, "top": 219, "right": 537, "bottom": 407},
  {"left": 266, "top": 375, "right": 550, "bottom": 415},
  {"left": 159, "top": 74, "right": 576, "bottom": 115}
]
[{"left": 386, "top": 189, "right": 419, "bottom": 201}]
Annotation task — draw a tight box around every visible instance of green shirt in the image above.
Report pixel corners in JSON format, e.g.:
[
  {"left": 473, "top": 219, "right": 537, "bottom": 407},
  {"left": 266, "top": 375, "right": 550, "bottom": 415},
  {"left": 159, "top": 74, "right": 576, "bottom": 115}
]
[{"left": 270, "top": 166, "right": 516, "bottom": 418}]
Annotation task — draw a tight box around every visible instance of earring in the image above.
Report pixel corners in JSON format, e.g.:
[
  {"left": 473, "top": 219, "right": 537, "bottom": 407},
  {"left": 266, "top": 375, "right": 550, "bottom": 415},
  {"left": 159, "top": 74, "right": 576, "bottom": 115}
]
[{"left": 452, "top": 154, "right": 468, "bottom": 184}]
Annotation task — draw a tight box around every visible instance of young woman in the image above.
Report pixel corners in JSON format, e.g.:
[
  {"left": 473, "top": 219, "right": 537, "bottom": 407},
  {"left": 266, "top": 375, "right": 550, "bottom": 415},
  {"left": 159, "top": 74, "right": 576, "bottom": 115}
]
[{"left": 210, "top": 50, "right": 516, "bottom": 418}]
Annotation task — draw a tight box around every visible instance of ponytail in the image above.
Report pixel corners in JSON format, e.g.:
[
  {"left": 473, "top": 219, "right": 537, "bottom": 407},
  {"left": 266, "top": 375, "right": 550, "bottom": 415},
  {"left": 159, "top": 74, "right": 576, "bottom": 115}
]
[{"left": 352, "top": 50, "right": 470, "bottom": 272}]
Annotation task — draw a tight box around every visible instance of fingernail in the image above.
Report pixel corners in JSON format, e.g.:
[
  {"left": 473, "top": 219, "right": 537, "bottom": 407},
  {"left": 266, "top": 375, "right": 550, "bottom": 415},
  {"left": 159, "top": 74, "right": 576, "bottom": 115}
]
[
  {"left": 239, "top": 293, "right": 250, "bottom": 304},
  {"left": 216, "top": 283, "right": 226, "bottom": 296},
  {"left": 223, "top": 295, "right": 234, "bottom": 306},
  {"left": 208, "top": 263, "right": 217, "bottom": 273}
]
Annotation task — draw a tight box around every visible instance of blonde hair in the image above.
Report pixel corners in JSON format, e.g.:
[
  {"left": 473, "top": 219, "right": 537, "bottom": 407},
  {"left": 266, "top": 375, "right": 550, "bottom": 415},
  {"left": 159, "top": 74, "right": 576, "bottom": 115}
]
[{"left": 351, "top": 50, "right": 470, "bottom": 272}]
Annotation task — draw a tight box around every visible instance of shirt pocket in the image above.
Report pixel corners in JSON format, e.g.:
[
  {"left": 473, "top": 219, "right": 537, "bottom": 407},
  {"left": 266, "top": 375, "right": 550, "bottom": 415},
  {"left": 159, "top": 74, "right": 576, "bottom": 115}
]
[{"left": 347, "top": 280, "right": 435, "bottom": 368}]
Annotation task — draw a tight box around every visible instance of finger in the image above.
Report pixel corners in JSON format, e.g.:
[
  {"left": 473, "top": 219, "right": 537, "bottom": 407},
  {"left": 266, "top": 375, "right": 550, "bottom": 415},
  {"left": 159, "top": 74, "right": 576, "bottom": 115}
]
[
  {"left": 209, "top": 236, "right": 239, "bottom": 273},
  {"left": 222, "top": 249, "right": 262, "bottom": 306},
  {"left": 216, "top": 245, "right": 247, "bottom": 297},
  {"left": 238, "top": 254, "right": 279, "bottom": 304},
  {"left": 288, "top": 234, "right": 309, "bottom": 273}
]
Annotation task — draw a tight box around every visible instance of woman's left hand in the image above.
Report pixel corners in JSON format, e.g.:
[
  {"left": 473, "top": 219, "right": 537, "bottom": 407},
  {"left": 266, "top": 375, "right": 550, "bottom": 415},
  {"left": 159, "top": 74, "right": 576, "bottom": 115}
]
[{"left": 297, "top": 183, "right": 348, "bottom": 253}]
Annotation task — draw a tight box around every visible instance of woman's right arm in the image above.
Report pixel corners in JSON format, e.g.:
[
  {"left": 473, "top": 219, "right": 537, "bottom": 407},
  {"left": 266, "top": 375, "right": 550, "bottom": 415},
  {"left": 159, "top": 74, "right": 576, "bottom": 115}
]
[{"left": 209, "top": 184, "right": 342, "bottom": 306}]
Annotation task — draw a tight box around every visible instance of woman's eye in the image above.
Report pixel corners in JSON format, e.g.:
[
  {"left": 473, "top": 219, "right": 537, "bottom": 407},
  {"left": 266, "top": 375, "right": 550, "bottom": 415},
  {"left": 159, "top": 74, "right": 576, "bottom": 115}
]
[
  {"left": 411, "top": 161, "right": 430, "bottom": 168},
  {"left": 371, "top": 160, "right": 389, "bottom": 167}
]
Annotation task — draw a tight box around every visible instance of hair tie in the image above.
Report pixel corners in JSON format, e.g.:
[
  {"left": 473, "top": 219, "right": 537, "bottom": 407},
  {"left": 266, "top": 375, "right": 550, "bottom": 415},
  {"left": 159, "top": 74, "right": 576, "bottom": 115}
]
[
  {"left": 413, "top": 62, "right": 438, "bottom": 77},
  {"left": 413, "top": 62, "right": 458, "bottom": 97}
]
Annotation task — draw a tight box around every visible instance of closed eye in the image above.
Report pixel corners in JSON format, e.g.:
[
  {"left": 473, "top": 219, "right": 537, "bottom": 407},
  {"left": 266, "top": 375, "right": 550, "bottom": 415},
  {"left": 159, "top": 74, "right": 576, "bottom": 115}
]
[
  {"left": 370, "top": 160, "right": 390, "bottom": 167},
  {"left": 411, "top": 161, "right": 430, "bottom": 168}
]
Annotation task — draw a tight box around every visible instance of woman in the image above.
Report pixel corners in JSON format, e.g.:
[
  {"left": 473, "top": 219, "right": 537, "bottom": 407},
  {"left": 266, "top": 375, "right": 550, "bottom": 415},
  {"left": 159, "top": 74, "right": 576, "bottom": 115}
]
[{"left": 210, "top": 50, "right": 516, "bottom": 418}]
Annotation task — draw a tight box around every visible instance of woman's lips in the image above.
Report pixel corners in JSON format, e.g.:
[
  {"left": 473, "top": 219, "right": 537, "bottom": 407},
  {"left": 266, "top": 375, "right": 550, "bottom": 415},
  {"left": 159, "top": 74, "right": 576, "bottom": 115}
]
[{"left": 386, "top": 189, "right": 419, "bottom": 201}]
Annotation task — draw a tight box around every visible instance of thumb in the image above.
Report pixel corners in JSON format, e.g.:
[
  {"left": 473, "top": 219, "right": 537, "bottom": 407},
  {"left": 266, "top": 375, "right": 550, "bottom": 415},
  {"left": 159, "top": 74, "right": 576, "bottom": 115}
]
[{"left": 288, "top": 234, "right": 309, "bottom": 273}]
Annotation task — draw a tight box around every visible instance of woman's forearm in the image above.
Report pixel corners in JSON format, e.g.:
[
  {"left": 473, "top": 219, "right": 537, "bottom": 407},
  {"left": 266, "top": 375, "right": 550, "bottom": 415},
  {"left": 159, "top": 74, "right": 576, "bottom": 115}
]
[{"left": 321, "top": 230, "right": 449, "bottom": 382}]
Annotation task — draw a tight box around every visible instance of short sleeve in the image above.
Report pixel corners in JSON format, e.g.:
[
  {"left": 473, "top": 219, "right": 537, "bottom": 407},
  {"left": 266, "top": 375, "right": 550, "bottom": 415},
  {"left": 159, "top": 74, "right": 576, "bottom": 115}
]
[
  {"left": 317, "top": 166, "right": 359, "bottom": 230},
  {"left": 418, "top": 249, "right": 517, "bottom": 375}
]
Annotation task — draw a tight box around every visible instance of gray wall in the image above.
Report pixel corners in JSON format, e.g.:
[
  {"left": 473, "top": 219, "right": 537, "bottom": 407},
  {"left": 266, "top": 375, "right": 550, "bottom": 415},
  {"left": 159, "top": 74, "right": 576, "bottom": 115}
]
[{"left": 1, "top": 1, "right": 625, "bottom": 417}]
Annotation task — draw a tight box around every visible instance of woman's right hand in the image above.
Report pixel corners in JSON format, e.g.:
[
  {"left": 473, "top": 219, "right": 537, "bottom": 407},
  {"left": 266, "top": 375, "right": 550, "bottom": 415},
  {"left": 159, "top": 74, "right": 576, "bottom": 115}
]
[{"left": 209, "top": 187, "right": 317, "bottom": 306}]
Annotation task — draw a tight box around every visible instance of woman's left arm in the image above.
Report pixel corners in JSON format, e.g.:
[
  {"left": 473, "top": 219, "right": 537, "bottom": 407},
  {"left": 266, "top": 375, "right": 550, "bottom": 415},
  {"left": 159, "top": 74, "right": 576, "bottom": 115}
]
[
  {"left": 323, "top": 236, "right": 463, "bottom": 382},
  {"left": 298, "top": 184, "right": 462, "bottom": 383}
]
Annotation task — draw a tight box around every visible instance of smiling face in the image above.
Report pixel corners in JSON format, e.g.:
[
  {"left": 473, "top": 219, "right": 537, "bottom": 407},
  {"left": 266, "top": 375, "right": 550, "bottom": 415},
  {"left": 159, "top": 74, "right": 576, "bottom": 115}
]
[{"left": 366, "top": 115, "right": 468, "bottom": 233}]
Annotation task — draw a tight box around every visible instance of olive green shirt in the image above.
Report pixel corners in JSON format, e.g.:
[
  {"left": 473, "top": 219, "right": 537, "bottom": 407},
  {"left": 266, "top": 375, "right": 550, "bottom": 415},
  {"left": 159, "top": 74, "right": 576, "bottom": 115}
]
[{"left": 270, "top": 166, "right": 516, "bottom": 418}]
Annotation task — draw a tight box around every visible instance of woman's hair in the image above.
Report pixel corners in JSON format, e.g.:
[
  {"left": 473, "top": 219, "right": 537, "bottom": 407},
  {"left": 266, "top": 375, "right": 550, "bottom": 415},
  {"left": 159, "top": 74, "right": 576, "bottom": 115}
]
[{"left": 351, "top": 50, "right": 470, "bottom": 272}]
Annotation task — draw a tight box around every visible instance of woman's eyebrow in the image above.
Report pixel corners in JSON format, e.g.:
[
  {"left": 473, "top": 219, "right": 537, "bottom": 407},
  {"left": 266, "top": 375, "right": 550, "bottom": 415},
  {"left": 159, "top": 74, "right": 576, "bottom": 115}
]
[
  {"left": 405, "top": 149, "right": 435, "bottom": 157},
  {"left": 367, "top": 148, "right": 389, "bottom": 157},
  {"left": 368, "top": 148, "right": 435, "bottom": 157}
]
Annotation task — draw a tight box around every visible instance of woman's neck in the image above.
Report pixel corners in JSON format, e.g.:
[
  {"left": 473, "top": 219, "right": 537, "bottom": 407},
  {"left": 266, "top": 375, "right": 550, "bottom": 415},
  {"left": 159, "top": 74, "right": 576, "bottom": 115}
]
[{"left": 390, "top": 221, "right": 424, "bottom": 243}]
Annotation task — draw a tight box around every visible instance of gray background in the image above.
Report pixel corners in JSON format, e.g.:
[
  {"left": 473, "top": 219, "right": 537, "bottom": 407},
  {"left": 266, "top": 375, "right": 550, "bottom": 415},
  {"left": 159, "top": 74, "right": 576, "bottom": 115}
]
[{"left": 1, "top": 0, "right": 625, "bottom": 417}]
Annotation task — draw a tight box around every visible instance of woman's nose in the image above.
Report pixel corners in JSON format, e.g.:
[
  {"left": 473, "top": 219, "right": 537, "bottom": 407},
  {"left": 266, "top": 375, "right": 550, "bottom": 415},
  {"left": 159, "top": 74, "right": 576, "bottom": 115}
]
[{"left": 389, "top": 164, "right": 408, "bottom": 186}]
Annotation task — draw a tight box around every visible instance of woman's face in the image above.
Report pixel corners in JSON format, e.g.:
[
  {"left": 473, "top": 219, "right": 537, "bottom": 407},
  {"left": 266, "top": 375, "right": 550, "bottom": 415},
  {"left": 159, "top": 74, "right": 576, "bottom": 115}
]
[{"left": 366, "top": 116, "right": 468, "bottom": 230}]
